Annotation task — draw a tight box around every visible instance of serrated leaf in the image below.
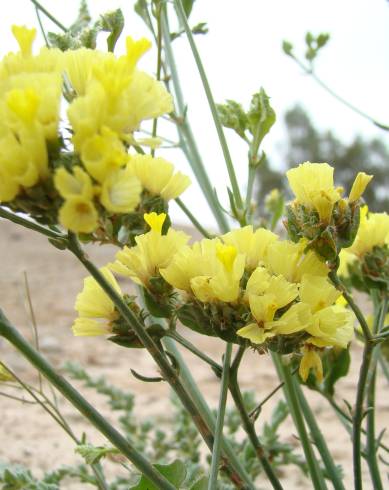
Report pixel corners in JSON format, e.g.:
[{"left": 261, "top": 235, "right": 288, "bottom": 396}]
[
  {"left": 247, "top": 88, "right": 276, "bottom": 153},
  {"left": 130, "top": 460, "right": 187, "bottom": 490}
]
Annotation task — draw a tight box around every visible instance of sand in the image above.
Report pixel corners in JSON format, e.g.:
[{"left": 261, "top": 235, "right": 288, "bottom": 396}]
[{"left": 0, "top": 218, "right": 388, "bottom": 489}]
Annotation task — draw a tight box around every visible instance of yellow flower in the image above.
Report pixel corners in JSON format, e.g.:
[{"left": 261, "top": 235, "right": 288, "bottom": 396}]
[
  {"left": 124, "top": 36, "right": 152, "bottom": 71},
  {"left": 222, "top": 226, "right": 278, "bottom": 270},
  {"left": 337, "top": 249, "right": 356, "bottom": 278},
  {"left": 129, "top": 154, "right": 191, "bottom": 200},
  {"left": 100, "top": 166, "right": 141, "bottom": 214},
  {"left": 81, "top": 127, "right": 128, "bottom": 183},
  {"left": 58, "top": 196, "right": 98, "bottom": 233},
  {"left": 54, "top": 166, "right": 94, "bottom": 200},
  {"left": 299, "top": 275, "right": 341, "bottom": 313},
  {"left": 144, "top": 212, "right": 167, "bottom": 233},
  {"left": 3, "top": 73, "right": 62, "bottom": 139},
  {"left": 11, "top": 25, "right": 36, "bottom": 57},
  {"left": 244, "top": 266, "right": 271, "bottom": 297},
  {"left": 0, "top": 167, "right": 19, "bottom": 202},
  {"left": 161, "top": 238, "right": 245, "bottom": 303},
  {"left": 348, "top": 210, "right": 389, "bottom": 257},
  {"left": 264, "top": 240, "right": 328, "bottom": 283},
  {"left": 299, "top": 346, "right": 323, "bottom": 382},
  {"left": 62, "top": 48, "right": 108, "bottom": 96},
  {"left": 287, "top": 162, "right": 342, "bottom": 223},
  {"left": 72, "top": 267, "right": 121, "bottom": 336},
  {"left": 348, "top": 172, "right": 373, "bottom": 202},
  {"left": 6, "top": 87, "right": 40, "bottom": 125},
  {"left": 110, "top": 213, "right": 190, "bottom": 286},
  {"left": 307, "top": 305, "right": 354, "bottom": 348},
  {"left": 237, "top": 297, "right": 311, "bottom": 344}
]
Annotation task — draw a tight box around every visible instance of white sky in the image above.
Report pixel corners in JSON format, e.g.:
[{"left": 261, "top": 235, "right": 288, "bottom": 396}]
[{"left": 1, "top": 0, "right": 388, "bottom": 228}]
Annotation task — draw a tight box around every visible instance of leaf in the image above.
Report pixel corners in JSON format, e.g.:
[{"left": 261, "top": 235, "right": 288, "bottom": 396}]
[
  {"left": 98, "top": 9, "right": 124, "bottom": 52},
  {"left": 323, "top": 347, "right": 351, "bottom": 397},
  {"left": 75, "top": 444, "right": 118, "bottom": 465},
  {"left": 69, "top": 0, "right": 92, "bottom": 35},
  {"left": 282, "top": 40, "right": 294, "bottom": 56},
  {"left": 142, "top": 287, "right": 172, "bottom": 318},
  {"left": 130, "top": 460, "right": 187, "bottom": 490},
  {"left": 134, "top": 0, "right": 153, "bottom": 31},
  {"left": 216, "top": 99, "right": 248, "bottom": 139},
  {"left": 182, "top": 0, "right": 196, "bottom": 19},
  {"left": 176, "top": 303, "right": 215, "bottom": 337},
  {"left": 190, "top": 476, "right": 208, "bottom": 490},
  {"left": 247, "top": 87, "right": 276, "bottom": 152}
]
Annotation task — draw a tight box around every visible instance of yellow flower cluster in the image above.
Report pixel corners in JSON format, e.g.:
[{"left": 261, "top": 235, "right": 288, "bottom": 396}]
[
  {"left": 106, "top": 217, "right": 354, "bottom": 380},
  {"left": 346, "top": 207, "right": 389, "bottom": 258},
  {"left": 287, "top": 162, "right": 372, "bottom": 224},
  {"left": 0, "top": 26, "right": 190, "bottom": 236}
]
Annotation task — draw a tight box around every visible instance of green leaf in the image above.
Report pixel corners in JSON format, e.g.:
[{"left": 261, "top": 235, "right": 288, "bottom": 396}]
[
  {"left": 216, "top": 99, "right": 248, "bottom": 139},
  {"left": 282, "top": 40, "right": 294, "bottom": 56},
  {"left": 182, "top": 0, "right": 196, "bottom": 19},
  {"left": 176, "top": 303, "right": 215, "bottom": 337},
  {"left": 142, "top": 286, "right": 172, "bottom": 318},
  {"left": 190, "top": 476, "right": 208, "bottom": 490},
  {"left": 134, "top": 0, "right": 153, "bottom": 31},
  {"left": 247, "top": 88, "right": 276, "bottom": 153},
  {"left": 75, "top": 444, "right": 118, "bottom": 465},
  {"left": 130, "top": 460, "right": 187, "bottom": 490},
  {"left": 98, "top": 9, "right": 124, "bottom": 52},
  {"left": 323, "top": 347, "right": 351, "bottom": 397}
]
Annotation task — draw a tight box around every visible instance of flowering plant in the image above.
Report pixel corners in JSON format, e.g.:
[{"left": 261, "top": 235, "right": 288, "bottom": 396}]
[{"left": 0, "top": 2, "right": 388, "bottom": 489}]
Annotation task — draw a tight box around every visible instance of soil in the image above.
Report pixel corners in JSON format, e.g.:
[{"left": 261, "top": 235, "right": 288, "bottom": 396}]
[{"left": 0, "top": 219, "right": 388, "bottom": 489}]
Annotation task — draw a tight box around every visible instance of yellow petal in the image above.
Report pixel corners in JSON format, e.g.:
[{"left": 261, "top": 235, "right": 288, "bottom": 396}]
[
  {"left": 299, "top": 348, "right": 323, "bottom": 382},
  {"left": 58, "top": 196, "right": 98, "bottom": 233},
  {"left": 349, "top": 172, "right": 373, "bottom": 202},
  {"left": 11, "top": 25, "right": 36, "bottom": 56},
  {"left": 144, "top": 212, "right": 166, "bottom": 233}
]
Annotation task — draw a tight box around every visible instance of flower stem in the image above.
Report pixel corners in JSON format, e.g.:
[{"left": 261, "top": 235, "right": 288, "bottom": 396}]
[
  {"left": 29, "top": 0, "right": 67, "bottom": 32},
  {"left": 151, "top": 3, "right": 163, "bottom": 158},
  {"left": 229, "top": 347, "right": 284, "bottom": 490},
  {"left": 272, "top": 354, "right": 327, "bottom": 490},
  {"left": 293, "top": 377, "right": 345, "bottom": 490},
  {"left": 365, "top": 294, "right": 387, "bottom": 490},
  {"left": 0, "top": 207, "right": 65, "bottom": 241},
  {"left": 161, "top": 8, "right": 229, "bottom": 233},
  {"left": 161, "top": 336, "right": 255, "bottom": 489},
  {"left": 175, "top": 198, "right": 212, "bottom": 238},
  {"left": 67, "top": 233, "right": 246, "bottom": 488},
  {"left": 0, "top": 311, "right": 175, "bottom": 490},
  {"left": 290, "top": 56, "right": 389, "bottom": 131},
  {"left": 208, "top": 342, "right": 233, "bottom": 489},
  {"left": 173, "top": 0, "right": 244, "bottom": 212},
  {"left": 165, "top": 329, "right": 221, "bottom": 375}
]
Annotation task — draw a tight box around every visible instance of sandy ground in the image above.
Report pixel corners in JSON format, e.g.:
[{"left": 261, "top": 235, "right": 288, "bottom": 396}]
[{"left": 0, "top": 218, "right": 388, "bottom": 489}]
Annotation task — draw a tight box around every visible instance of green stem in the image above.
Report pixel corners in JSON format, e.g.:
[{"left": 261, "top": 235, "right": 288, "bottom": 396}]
[
  {"left": 365, "top": 295, "right": 387, "bottom": 490},
  {"left": 245, "top": 165, "right": 256, "bottom": 211},
  {"left": 165, "top": 330, "right": 221, "bottom": 375},
  {"left": 161, "top": 336, "right": 254, "bottom": 489},
  {"left": 273, "top": 354, "right": 327, "bottom": 490},
  {"left": 161, "top": 8, "right": 229, "bottom": 233},
  {"left": 34, "top": 5, "right": 49, "bottom": 47},
  {"left": 0, "top": 313, "right": 175, "bottom": 490},
  {"left": 67, "top": 234, "right": 245, "bottom": 488},
  {"left": 229, "top": 347, "right": 284, "bottom": 490},
  {"left": 208, "top": 342, "right": 232, "bottom": 489},
  {"left": 0, "top": 207, "right": 65, "bottom": 241},
  {"left": 29, "top": 0, "right": 67, "bottom": 32},
  {"left": 378, "top": 351, "right": 389, "bottom": 384},
  {"left": 329, "top": 272, "right": 372, "bottom": 341},
  {"left": 175, "top": 198, "right": 212, "bottom": 238},
  {"left": 173, "top": 0, "right": 244, "bottom": 211},
  {"left": 293, "top": 378, "right": 345, "bottom": 490},
  {"left": 151, "top": 4, "right": 163, "bottom": 158},
  {"left": 291, "top": 57, "right": 389, "bottom": 131}
]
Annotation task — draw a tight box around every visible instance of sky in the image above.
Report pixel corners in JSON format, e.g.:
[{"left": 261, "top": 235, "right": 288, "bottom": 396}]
[{"left": 1, "top": 0, "right": 388, "bottom": 228}]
